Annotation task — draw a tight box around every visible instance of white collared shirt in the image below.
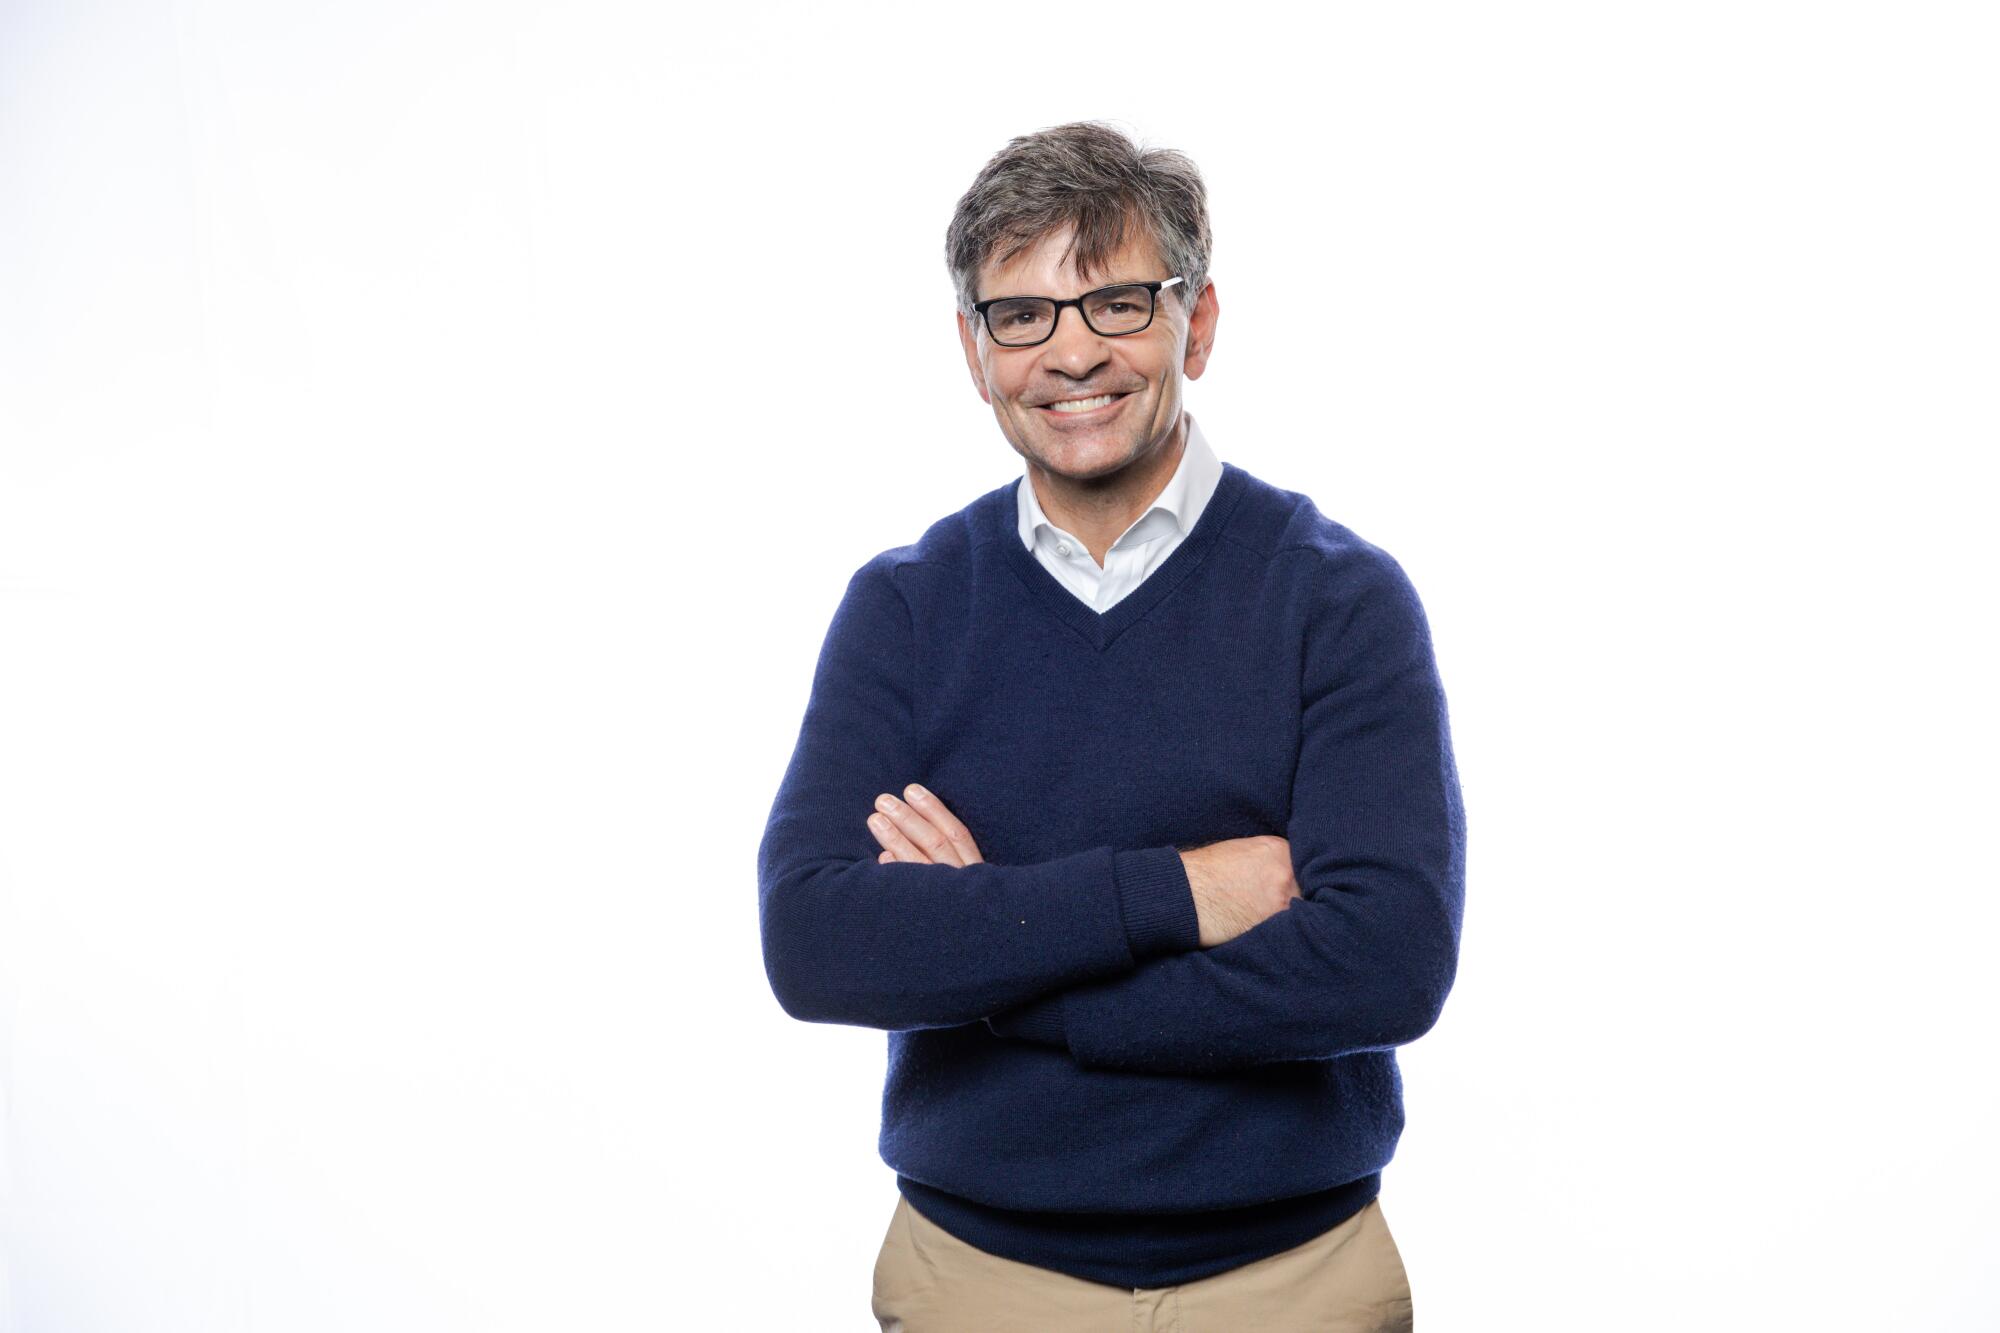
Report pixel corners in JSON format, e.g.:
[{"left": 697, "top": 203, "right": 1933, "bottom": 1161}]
[{"left": 1015, "top": 413, "right": 1225, "bottom": 613}]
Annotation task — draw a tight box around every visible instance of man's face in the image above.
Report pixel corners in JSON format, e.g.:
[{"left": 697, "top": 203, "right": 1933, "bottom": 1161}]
[{"left": 956, "top": 223, "right": 1218, "bottom": 483}]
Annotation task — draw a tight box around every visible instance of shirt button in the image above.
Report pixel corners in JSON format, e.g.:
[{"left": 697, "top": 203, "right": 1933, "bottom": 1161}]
[{"left": 1055, "top": 542, "right": 1071, "bottom": 556}]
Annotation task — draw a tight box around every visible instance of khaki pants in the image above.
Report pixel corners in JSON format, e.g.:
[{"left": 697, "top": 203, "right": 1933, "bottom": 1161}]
[{"left": 871, "top": 1193, "right": 1415, "bottom": 1332}]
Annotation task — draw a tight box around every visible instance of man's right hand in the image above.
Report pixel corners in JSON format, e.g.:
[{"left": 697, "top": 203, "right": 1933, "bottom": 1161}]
[{"left": 1179, "top": 836, "right": 1302, "bottom": 948}]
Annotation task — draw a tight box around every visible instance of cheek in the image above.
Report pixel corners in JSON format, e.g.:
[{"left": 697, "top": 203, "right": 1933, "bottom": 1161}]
[
  {"left": 992, "top": 372, "right": 1033, "bottom": 406},
  {"left": 1133, "top": 347, "right": 1173, "bottom": 385}
]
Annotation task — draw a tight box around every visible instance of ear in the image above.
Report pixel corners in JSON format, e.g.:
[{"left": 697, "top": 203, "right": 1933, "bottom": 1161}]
[
  {"left": 1181, "top": 279, "right": 1220, "bottom": 380},
  {"left": 957, "top": 311, "right": 992, "bottom": 404}
]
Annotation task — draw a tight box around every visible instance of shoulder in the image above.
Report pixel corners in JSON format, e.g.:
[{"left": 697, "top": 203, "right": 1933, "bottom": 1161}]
[
  {"left": 1221, "top": 464, "right": 1420, "bottom": 609},
  {"left": 1216, "top": 467, "right": 1440, "bottom": 683},
  {"left": 841, "top": 477, "right": 1009, "bottom": 607}
]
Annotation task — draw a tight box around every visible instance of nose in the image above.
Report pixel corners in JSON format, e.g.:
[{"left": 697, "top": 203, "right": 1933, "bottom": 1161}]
[{"left": 1040, "top": 303, "right": 1111, "bottom": 379}]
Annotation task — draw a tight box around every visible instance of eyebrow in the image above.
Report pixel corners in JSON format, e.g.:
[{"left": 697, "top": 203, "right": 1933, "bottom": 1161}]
[{"left": 983, "top": 277, "right": 1153, "bottom": 302}]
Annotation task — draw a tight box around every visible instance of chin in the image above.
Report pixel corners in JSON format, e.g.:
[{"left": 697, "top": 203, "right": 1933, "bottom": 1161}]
[{"left": 1041, "top": 440, "right": 1143, "bottom": 480}]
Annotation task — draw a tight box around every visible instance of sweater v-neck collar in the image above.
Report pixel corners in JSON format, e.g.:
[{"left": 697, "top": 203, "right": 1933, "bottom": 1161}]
[{"left": 991, "top": 461, "right": 1250, "bottom": 654}]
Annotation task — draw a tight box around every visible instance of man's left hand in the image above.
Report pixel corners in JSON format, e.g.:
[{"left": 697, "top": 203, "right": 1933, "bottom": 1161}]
[{"left": 866, "top": 784, "right": 985, "bottom": 867}]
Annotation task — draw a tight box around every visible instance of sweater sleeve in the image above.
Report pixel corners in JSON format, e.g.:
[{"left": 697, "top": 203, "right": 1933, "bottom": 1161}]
[
  {"left": 757, "top": 553, "right": 1202, "bottom": 1031},
  {"left": 982, "top": 546, "right": 1466, "bottom": 1073}
]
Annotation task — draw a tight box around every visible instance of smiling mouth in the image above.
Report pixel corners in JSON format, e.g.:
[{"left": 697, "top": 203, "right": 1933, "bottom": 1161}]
[{"left": 1039, "top": 392, "right": 1130, "bottom": 414}]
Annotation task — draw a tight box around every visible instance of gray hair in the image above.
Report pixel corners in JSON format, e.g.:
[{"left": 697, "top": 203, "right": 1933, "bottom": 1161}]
[{"left": 944, "top": 120, "right": 1211, "bottom": 326}]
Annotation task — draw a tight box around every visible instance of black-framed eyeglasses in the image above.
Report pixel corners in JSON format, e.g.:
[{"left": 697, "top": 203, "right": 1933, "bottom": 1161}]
[{"left": 972, "top": 276, "right": 1185, "bottom": 347}]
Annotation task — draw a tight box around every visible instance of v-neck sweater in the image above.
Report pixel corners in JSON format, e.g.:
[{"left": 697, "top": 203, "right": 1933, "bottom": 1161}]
[{"left": 756, "top": 458, "right": 1467, "bottom": 1289}]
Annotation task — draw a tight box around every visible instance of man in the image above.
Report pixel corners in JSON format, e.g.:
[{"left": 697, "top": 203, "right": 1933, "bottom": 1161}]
[{"left": 756, "top": 121, "right": 1466, "bottom": 1332}]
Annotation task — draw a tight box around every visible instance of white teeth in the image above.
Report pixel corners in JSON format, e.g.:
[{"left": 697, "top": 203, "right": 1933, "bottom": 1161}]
[{"left": 1046, "top": 393, "right": 1119, "bottom": 413}]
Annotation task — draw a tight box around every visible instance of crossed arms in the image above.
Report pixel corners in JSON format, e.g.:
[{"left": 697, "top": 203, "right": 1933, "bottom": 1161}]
[{"left": 755, "top": 548, "right": 1466, "bottom": 1076}]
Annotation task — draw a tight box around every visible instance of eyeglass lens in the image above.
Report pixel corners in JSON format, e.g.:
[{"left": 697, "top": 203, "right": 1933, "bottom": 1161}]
[{"left": 985, "top": 284, "right": 1155, "bottom": 346}]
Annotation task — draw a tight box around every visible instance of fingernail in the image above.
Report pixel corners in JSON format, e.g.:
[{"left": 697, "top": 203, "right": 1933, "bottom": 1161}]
[
  {"left": 875, "top": 795, "right": 897, "bottom": 813},
  {"left": 906, "top": 784, "right": 929, "bottom": 803}
]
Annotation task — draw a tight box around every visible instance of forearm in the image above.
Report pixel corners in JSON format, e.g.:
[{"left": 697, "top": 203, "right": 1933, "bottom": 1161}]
[
  {"left": 758, "top": 838, "right": 1197, "bottom": 1029},
  {"left": 984, "top": 869, "right": 1458, "bottom": 1072}
]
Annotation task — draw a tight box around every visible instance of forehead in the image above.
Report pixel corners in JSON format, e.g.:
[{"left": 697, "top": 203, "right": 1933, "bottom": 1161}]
[{"left": 978, "top": 223, "right": 1166, "bottom": 298}]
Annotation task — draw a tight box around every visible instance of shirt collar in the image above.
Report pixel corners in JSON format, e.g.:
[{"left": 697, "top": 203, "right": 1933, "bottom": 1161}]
[{"left": 1016, "top": 413, "right": 1224, "bottom": 554}]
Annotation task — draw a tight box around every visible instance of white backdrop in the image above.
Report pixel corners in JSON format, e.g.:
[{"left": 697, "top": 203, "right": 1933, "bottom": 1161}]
[{"left": 2, "top": 1, "right": 1995, "bottom": 1329}]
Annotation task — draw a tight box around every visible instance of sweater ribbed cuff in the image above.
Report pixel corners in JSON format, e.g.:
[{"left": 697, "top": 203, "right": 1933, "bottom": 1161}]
[{"left": 1112, "top": 847, "right": 1201, "bottom": 959}]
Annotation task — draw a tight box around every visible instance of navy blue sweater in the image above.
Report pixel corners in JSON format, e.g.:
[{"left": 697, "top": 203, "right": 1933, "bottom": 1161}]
[{"left": 756, "top": 460, "right": 1466, "bottom": 1288}]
